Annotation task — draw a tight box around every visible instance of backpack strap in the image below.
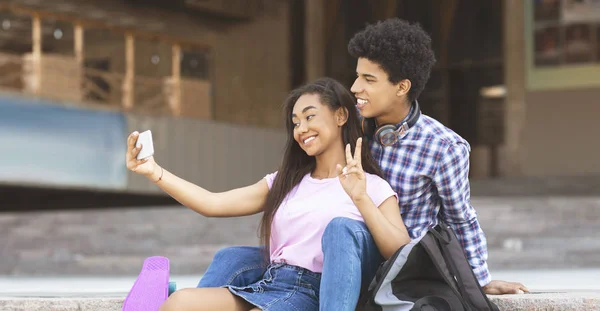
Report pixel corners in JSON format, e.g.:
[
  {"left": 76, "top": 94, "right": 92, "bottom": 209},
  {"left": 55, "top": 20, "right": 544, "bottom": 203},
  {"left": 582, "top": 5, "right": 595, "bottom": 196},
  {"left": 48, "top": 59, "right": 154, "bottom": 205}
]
[
  {"left": 429, "top": 222, "right": 500, "bottom": 311},
  {"left": 419, "top": 233, "right": 470, "bottom": 310}
]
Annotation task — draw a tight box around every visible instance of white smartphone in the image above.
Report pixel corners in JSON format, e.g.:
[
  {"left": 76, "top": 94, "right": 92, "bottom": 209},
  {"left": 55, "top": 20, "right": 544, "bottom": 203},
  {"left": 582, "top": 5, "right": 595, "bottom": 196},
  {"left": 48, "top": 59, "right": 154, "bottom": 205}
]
[{"left": 135, "top": 130, "right": 155, "bottom": 160}]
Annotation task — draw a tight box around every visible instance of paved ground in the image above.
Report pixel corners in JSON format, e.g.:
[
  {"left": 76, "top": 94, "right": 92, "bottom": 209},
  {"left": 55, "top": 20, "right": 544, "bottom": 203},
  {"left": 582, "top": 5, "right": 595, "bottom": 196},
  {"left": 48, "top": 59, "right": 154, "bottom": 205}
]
[
  {"left": 1, "top": 291, "right": 599, "bottom": 311},
  {"left": 0, "top": 291, "right": 600, "bottom": 311},
  {"left": 1, "top": 269, "right": 599, "bottom": 297}
]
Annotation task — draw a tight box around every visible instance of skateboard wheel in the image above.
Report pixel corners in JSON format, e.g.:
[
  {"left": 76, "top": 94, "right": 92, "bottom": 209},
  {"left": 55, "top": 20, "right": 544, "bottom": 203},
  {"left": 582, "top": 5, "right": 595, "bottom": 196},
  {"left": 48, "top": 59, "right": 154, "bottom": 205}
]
[{"left": 168, "top": 281, "right": 177, "bottom": 296}]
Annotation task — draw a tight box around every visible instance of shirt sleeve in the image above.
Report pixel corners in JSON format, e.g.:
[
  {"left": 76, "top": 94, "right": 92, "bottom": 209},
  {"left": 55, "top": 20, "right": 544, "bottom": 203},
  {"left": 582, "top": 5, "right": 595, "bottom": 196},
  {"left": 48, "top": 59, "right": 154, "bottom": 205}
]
[
  {"left": 366, "top": 174, "right": 398, "bottom": 208},
  {"left": 264, "top": 171, "right": 278, "bottom": 190},
  {"left": 432, "top": 142, "right": 492, "bottom": 287}
]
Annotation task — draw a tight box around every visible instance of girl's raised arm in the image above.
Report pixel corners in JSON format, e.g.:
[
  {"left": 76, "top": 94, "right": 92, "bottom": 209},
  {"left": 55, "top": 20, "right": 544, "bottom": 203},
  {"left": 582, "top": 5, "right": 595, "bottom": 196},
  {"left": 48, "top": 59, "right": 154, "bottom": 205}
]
[{"left": 126, "top": 131, "right": 269, "bottom": 217}]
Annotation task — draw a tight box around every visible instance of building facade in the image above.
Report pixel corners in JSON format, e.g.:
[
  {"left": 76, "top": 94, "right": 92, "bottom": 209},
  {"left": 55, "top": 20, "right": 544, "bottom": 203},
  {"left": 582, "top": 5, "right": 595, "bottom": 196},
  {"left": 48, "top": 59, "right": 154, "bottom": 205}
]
[{"left": 0, "top": 0, "right": 598, "bottom": 197}]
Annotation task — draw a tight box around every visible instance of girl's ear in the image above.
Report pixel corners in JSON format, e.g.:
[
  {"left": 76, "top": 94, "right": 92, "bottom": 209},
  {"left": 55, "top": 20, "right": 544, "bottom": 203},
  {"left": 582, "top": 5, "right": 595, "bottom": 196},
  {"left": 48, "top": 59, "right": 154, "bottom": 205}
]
[{"left": 336, "top": 107, "right": 349, "bottom": 127}]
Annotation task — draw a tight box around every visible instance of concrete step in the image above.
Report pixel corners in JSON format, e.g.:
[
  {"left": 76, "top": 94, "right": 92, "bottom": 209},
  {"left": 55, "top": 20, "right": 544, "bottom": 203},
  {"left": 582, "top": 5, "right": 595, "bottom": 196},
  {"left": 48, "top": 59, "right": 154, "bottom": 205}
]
[
  {"left": 1, "top": 292, "right": 599, "bottom": 311},
  {"left": 470, "top": 175, "right": 600, "bottom": 196},
  {"left": 1, "top": 196, "right": 599, "bottom": 276},
  {"left": 473, "top": 197, "right": 600, "bottom": 270}
]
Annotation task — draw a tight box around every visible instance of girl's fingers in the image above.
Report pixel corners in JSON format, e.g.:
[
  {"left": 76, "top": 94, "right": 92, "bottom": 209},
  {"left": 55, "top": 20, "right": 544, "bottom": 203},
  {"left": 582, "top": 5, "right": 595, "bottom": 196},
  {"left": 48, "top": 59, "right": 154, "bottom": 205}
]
[
  {"left": 342, "top": 166, "right": 363, "bottom": 177},
  {"left": 354, "top": 137, "right": 362, "bottom": 167},
  {"left": 345, "top": 143, "right": 353, "bottom": 164}
]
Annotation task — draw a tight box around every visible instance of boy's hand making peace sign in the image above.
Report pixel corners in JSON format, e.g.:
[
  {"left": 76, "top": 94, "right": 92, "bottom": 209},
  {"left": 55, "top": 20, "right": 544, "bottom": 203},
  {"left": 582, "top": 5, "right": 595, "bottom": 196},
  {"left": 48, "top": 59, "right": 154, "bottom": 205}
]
[{"left": 337, "top": 137, "right": 368, "bottom": 202}]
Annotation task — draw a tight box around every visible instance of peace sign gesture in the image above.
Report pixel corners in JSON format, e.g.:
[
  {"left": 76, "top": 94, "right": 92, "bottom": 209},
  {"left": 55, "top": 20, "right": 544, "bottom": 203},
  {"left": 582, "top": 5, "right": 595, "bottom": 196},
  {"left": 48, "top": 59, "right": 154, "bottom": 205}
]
[{"left": 337, "top": 137, "right": 367, "bottom": 202}]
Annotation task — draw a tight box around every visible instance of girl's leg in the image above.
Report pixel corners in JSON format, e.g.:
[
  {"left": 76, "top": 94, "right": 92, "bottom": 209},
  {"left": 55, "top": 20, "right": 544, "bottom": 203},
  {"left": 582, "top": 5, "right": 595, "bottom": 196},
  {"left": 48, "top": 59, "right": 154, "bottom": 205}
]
[
  {"left": 198, "top": 246, "right": 267, "bottom": 288},
  {"left": 320, "top": 217, "right": 384, "bottom": 311},
  {"left": 159, "top": 288, "right": 256, "bottom": 311}
]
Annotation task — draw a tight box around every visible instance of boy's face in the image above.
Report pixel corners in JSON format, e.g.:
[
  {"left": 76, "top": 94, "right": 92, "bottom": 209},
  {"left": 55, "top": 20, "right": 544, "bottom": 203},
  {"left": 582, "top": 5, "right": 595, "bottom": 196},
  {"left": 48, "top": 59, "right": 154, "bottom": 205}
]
[{"left": 351, "top": 58, "right": 410, "bottom": 125}]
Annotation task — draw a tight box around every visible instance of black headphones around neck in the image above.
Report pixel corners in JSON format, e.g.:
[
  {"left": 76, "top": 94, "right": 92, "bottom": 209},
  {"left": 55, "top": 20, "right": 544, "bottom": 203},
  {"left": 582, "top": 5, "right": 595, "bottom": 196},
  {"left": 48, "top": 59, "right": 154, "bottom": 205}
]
[{"left": 361, "top": 100, "right": 421, "bottom": 146}]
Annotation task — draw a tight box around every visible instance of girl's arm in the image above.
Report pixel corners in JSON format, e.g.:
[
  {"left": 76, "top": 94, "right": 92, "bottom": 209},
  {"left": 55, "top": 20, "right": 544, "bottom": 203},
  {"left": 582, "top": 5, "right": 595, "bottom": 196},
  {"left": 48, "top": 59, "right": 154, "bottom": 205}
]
[
  {"left": 126, "top": 131, "right": 269, "bottom": 217},
  {"left": 353, "top": 195, "right": 410, "bottom": 259},
  {"left": 149, "top": 164, "right": 269, "bottom": 217},
  {"left": 337, "top": 138, "right": 410, "bottom": 258}
]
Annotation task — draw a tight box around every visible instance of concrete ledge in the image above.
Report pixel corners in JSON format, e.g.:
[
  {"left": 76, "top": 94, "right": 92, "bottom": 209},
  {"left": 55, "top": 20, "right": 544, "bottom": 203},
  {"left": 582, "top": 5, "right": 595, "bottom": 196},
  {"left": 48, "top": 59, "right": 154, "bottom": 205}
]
[
  {"left": 491, "top": 292, "right": 600, "bottom": 310},
  {"left": 1, "top": 292, "right": 599, "bottom": 311},
  {"left": 0, "top": 297, "right": 122, "bottom": 311}
]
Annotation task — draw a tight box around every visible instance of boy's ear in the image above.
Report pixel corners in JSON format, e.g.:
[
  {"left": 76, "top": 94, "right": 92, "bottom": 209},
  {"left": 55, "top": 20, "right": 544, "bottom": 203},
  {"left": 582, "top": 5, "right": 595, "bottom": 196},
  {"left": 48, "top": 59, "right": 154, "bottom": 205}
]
[
  {"left": 336, "top": 107, "right": 349, "bottom": 127},
  {"left": 396, "top": 79, "right": 412, "bottom": 97}
]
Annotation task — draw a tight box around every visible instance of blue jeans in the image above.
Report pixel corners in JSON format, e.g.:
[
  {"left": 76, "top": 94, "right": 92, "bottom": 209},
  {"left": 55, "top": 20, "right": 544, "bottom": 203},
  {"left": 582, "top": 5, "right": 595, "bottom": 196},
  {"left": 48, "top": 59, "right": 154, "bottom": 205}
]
[{"left": 198, "top": 217, "right": 383, "bottom": 311}]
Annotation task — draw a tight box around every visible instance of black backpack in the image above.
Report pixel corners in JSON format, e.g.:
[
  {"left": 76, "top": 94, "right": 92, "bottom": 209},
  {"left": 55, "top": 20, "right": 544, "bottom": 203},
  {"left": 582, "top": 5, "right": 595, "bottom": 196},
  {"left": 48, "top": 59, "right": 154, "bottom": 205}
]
[{"left": 361, "top": 221, "right": 499, "bottom": 311}]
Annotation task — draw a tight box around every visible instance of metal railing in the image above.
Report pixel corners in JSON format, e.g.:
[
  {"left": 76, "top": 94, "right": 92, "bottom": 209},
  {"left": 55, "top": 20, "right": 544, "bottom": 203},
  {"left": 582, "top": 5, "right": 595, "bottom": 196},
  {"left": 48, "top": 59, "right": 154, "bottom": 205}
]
[{"left": 0, "top": 10, "right": 212, "bottom": 119}]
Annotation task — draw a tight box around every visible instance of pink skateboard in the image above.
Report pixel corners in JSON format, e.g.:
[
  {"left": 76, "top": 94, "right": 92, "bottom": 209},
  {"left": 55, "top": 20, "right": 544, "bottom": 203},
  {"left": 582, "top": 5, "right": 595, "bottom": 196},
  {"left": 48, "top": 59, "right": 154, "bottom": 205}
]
[{"left": 122, "top": 256, "right": 176, "bottom": 311}]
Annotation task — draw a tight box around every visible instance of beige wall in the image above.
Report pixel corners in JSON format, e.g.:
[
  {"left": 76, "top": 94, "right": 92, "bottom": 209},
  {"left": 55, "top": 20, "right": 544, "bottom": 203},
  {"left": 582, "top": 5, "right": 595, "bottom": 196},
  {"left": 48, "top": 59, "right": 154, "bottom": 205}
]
[
  {"left": 472, "top": 88, "right": 600, "bottom": 178},
  {"left": 213, "top": 3, "right": 290, "bottom": 129},
  {"left": 519, "top": 88, "right": 600, "bottom": 176}
]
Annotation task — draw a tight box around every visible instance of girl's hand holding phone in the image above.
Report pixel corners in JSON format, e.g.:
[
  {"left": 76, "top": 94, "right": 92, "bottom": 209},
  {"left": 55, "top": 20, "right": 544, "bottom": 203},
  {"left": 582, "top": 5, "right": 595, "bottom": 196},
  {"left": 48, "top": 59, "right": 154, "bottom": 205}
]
[{"left": 126, "top": 130, "right": 161, "bottom": 182}]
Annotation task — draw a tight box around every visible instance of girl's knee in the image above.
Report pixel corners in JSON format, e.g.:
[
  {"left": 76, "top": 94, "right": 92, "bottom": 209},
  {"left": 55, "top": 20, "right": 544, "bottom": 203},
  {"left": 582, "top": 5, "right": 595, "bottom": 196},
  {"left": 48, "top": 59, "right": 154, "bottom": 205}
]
[
  {"left": 322, "top": 217, "right": 372, "bottom": 253},
  {"left": 324, "top": 217, "right": 367, "bottom": 237}
]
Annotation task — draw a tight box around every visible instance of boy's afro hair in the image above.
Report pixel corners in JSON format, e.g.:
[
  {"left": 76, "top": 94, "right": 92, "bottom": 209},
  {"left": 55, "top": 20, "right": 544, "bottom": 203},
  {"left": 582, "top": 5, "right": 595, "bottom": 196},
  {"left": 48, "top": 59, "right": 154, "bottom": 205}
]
[{"left": 348, "top": 18, "right": 436, "bottom": 102}]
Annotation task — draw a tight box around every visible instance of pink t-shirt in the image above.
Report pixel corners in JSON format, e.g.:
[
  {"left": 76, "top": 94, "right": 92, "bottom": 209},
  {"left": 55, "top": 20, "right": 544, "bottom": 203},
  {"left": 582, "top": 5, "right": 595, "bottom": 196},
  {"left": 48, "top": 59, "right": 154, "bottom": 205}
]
[{"left": 264, "top": 172, "right": 397, "bottom": 273}]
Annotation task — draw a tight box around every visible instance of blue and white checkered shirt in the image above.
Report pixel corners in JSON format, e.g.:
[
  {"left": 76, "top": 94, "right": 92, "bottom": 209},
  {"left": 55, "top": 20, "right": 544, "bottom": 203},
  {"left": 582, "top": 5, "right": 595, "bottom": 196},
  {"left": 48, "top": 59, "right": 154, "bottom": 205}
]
[{"left": 368, "top": 112, "right": 491, "bottom": 287}]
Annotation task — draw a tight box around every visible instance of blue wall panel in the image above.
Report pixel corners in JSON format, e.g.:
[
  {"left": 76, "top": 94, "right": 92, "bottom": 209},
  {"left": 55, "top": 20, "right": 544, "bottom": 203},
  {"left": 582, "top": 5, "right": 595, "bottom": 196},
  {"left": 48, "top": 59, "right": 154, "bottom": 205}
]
[{"left": 0, "top": 94, "right": 127, "bottom": 190}]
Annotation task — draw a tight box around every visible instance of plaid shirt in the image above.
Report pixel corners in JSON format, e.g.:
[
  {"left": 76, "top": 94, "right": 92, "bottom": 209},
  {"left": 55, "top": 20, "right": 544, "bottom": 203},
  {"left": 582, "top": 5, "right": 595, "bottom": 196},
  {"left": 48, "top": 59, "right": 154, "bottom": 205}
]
[{"left": 368, "top": 113, "right": 491, "bottom": 287}]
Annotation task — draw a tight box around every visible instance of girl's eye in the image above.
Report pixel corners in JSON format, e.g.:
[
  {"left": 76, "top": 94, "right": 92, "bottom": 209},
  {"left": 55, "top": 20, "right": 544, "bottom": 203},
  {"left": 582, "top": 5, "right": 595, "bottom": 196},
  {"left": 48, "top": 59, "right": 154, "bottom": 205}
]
[{"left": 307, "top": 115, "right": 314, "bottom": 120}]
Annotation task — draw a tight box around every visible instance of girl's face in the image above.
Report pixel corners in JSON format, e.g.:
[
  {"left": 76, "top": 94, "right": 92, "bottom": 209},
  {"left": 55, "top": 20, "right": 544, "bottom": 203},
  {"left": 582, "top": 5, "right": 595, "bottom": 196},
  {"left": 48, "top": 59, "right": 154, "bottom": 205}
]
[{"left": 291, "top": 94, "right": 344, "bottom": 157}]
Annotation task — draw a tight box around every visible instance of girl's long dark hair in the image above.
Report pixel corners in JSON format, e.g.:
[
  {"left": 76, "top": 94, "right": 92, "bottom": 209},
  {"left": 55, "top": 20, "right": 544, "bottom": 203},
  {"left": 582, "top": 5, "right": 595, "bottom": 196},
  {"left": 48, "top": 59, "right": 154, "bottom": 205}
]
[{"left": 259, "top": 77, "right": 383, "bottom": 261}]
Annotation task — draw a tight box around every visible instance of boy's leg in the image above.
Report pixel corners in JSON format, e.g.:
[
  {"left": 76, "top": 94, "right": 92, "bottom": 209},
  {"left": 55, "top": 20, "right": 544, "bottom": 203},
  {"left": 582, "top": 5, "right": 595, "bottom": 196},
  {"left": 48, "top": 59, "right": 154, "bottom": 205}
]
[
  {"left": 197, "top": 246, "right": 267, "bottom": 288},
  {"left": 320, "top": 217, "right": 384, "bottom": 311}
]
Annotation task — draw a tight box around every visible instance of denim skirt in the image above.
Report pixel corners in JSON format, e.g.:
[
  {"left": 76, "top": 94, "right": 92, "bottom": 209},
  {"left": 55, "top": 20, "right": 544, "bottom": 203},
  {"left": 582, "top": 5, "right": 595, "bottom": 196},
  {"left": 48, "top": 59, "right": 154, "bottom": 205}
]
[{"left": 224, "top": 262, "right": 321, "bottom": 311}]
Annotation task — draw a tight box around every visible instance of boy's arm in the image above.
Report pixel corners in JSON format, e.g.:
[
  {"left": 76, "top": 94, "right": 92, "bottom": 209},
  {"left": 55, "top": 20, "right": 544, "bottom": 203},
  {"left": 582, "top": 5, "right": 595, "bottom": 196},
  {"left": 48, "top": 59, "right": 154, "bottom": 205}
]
[
  {"left": 432, "top": 142, "right": 492, "bottom": 287},
  {"left": 431, "top": 143, "right": 530, "bottom": 294}
]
